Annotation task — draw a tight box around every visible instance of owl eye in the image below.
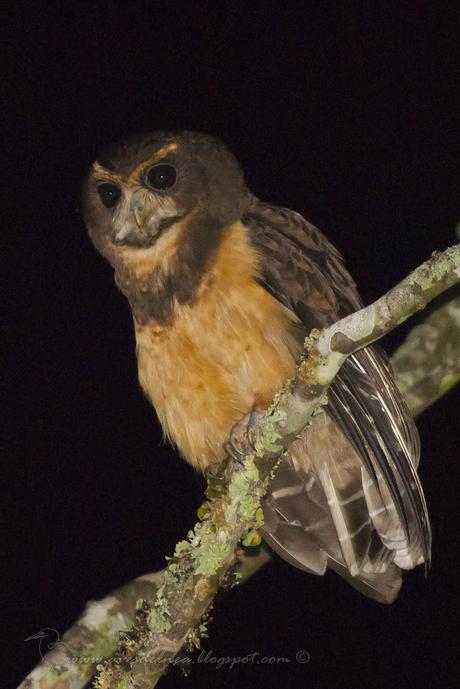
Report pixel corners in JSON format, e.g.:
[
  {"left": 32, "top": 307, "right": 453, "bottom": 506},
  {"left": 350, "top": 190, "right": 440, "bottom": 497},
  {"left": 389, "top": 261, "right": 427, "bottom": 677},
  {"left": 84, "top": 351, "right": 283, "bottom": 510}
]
[
  {"left": 146, "top": 164, "right": 177, "bottom": 191},
  {"left": 97, "top": 182, "right": 121, "bottom": 208}
]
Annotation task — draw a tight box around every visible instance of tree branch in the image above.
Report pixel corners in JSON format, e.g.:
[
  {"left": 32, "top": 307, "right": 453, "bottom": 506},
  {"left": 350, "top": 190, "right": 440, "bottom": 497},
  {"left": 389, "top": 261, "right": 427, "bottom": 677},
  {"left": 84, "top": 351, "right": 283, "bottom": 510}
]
[
  {"left": 391, "top": 294, "right": 460, "bottom": 416},
  {"left": 18, "top": 244, "right": 460, "bottom": 689}
]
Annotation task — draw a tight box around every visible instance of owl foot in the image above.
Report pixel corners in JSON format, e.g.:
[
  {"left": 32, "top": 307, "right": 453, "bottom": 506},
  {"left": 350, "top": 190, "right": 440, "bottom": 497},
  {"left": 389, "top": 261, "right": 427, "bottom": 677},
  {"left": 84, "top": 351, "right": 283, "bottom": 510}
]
[{"left": 226, "top": 407, "right": 266, "bottom": 463}]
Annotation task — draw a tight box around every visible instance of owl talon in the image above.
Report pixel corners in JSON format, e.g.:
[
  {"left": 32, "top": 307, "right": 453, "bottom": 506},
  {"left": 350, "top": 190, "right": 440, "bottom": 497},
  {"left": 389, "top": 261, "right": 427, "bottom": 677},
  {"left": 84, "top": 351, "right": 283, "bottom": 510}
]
[
  {"left": 228, "top": 407, "right": 266, "bottom": 461},
  {"left": 228, "top": 412, "right": 252, "bottom": 459},
  {"left": 224, "top": 441, "right": 245, "bottom": 465},
  {"left": 246, "top": 408, "right": 266, "bottom": 450}
]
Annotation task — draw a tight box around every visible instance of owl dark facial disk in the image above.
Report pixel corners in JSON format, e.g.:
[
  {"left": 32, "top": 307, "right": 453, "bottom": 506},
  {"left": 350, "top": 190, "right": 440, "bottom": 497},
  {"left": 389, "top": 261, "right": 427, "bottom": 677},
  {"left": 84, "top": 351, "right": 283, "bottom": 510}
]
[
  {"left": 97, "top": 182, "right": 121, "bottom": 208},
  {"left": 146, "top": 164, "right": 177, "bottom": 192}
]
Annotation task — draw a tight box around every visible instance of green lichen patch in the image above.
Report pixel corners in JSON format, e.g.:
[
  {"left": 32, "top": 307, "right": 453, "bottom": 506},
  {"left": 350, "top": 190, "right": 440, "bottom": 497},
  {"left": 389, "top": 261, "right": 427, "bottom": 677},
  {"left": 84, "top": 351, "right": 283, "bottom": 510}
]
[
  {"left": 303, "top": 328, "right": 321, "bottom": 353},
  {"left": 147, "top": 605, "right": 172, "bottom": 634},
  {"left": 238, "top": 494, "right": 262, "bottom": 522},
  {"left": 193, "top": 542, "right": 231, "bottom": 576},
  {"left": 75, "top": 621, "right": 119, "bottom": 678}
]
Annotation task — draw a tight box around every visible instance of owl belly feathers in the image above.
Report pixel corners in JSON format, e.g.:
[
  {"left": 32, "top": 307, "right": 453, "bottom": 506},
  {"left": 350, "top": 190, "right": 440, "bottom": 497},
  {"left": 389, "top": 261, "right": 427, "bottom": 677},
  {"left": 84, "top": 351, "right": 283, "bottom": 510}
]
[{"left": 134, "top": 223, "right": 303, "bottom": 471}]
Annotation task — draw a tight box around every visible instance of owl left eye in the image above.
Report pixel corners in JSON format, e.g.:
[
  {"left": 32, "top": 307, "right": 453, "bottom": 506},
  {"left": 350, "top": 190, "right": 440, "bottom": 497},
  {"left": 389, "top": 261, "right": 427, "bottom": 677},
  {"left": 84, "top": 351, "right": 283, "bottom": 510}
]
[
  {"left": 97, "top": 183, "right": 121, "bottom": 208},
  {"left": 146, "top": 164, "right": 177, "bottom": 191}
]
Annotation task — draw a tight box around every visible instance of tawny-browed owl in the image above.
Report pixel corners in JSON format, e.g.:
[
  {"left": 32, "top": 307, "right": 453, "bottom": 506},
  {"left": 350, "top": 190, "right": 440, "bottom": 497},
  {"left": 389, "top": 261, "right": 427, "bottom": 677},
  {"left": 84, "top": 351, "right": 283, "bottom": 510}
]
[{"left": 82, "top": 131, "right": 431, "bottom": 603}]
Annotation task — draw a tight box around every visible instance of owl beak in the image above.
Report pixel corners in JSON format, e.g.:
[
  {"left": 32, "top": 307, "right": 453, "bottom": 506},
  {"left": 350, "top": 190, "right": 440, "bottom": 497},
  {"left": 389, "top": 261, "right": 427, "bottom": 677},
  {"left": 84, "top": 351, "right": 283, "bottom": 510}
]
[
  {"left": 112, "top": 196, "right": 179, "bottom": 247},
  {"left": 132, "top": 204, "right": 148, "bottom": 234},
  {"left": 113, "top": 202, "right": 151, "bottom": 246}
]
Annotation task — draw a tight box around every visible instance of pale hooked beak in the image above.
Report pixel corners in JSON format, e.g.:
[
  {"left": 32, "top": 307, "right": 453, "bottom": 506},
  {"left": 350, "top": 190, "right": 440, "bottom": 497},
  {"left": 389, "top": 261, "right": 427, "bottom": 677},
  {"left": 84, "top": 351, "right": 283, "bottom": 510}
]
[
  {"left": 132, "top": 203, "right": 148, "bottom": 234},
  {"left": 112, "top": 193, "right": 180, "bottom": 247},
  {"left": 113, "top": 199, "right": 150, "bottom": 245}
]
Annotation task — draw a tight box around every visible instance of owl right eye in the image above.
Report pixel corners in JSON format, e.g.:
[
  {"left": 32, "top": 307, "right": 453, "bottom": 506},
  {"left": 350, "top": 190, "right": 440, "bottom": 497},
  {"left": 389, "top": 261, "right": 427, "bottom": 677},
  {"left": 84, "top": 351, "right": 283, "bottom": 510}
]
[{"left": 97, "top": 183, "right": 121, "bottom": 209}]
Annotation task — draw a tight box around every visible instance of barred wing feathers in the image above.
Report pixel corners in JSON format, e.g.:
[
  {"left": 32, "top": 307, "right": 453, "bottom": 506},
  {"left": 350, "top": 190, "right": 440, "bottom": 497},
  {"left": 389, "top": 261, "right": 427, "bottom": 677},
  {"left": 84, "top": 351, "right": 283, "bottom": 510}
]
[{"left": 243, "top": 199, "right": 431, "bottom": 602}]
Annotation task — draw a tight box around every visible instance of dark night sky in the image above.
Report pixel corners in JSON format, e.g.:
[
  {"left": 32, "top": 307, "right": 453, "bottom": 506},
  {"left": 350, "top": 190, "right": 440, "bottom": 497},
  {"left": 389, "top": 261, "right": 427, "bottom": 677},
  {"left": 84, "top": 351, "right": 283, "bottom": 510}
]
[{"left": 4, "top": 3, "right": 459, "bottom": 688}]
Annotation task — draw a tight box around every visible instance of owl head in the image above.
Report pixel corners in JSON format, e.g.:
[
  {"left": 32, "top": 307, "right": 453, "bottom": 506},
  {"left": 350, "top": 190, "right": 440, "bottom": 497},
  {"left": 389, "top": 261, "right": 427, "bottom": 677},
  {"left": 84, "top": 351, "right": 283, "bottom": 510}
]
[{"left": 82, "top": 131, "right": 250, "bottom": 266}]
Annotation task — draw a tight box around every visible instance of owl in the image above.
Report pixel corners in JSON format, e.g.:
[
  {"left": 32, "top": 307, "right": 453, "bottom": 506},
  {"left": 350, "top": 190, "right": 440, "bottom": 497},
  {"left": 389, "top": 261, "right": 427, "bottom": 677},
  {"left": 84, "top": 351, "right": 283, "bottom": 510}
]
[{"left": 82, "top": 131, "right": 430, "bottom": 603}]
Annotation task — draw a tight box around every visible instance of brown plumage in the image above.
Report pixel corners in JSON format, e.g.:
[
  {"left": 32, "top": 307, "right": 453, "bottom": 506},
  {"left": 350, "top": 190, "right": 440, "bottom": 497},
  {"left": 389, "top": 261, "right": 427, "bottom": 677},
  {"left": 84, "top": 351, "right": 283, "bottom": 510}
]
[{"left": 82, "top": 131, "right": 431, "bottom": 603}]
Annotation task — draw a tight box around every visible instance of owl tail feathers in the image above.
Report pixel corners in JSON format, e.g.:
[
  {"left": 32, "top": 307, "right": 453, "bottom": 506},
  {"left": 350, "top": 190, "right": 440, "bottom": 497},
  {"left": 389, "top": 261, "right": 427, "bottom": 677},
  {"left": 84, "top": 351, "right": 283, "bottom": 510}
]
[
  {"left": 260, "top": 413, "right": 422, "bottom": 604},
  {"left": 261, "top": 473, "right": 402, "bottom": 605},
  {"left": 260, "top": 527, "right": 402, "bottom": 604},
  {"left": 327, "top": 558, "right": 402, "bottom": 604}
]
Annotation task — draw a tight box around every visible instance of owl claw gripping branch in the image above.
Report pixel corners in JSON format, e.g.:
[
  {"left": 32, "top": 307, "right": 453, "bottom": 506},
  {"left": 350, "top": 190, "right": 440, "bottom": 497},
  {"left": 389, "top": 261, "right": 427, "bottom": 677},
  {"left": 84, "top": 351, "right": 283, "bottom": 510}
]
[{"left": 83, "top": 131, "right": 431, "bottom": 604}]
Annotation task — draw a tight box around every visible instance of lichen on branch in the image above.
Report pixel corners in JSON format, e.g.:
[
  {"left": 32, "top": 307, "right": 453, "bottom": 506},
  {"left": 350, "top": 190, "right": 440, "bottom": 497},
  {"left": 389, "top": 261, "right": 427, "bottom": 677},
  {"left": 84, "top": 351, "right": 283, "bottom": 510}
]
[
  {"left": 92, "top": 242, "right": 460, "bottom": 689},
  {"left": 18, "top": 243, "right": 460, "bottom": 689}
]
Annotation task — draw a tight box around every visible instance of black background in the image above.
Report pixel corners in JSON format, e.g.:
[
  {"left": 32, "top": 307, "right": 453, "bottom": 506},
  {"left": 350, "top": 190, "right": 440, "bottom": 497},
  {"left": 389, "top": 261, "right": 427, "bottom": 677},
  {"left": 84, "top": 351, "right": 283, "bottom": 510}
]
[{"left": 4, "top": 3, "right": 459, "bottom": 688}]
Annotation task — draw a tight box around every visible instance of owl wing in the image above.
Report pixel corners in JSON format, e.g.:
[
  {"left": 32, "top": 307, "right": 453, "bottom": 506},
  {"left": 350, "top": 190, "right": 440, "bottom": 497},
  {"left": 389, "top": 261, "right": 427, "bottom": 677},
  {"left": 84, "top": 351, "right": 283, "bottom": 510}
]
[{"left": 243, "top": 198, "right": 431, "bottom": 602}]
